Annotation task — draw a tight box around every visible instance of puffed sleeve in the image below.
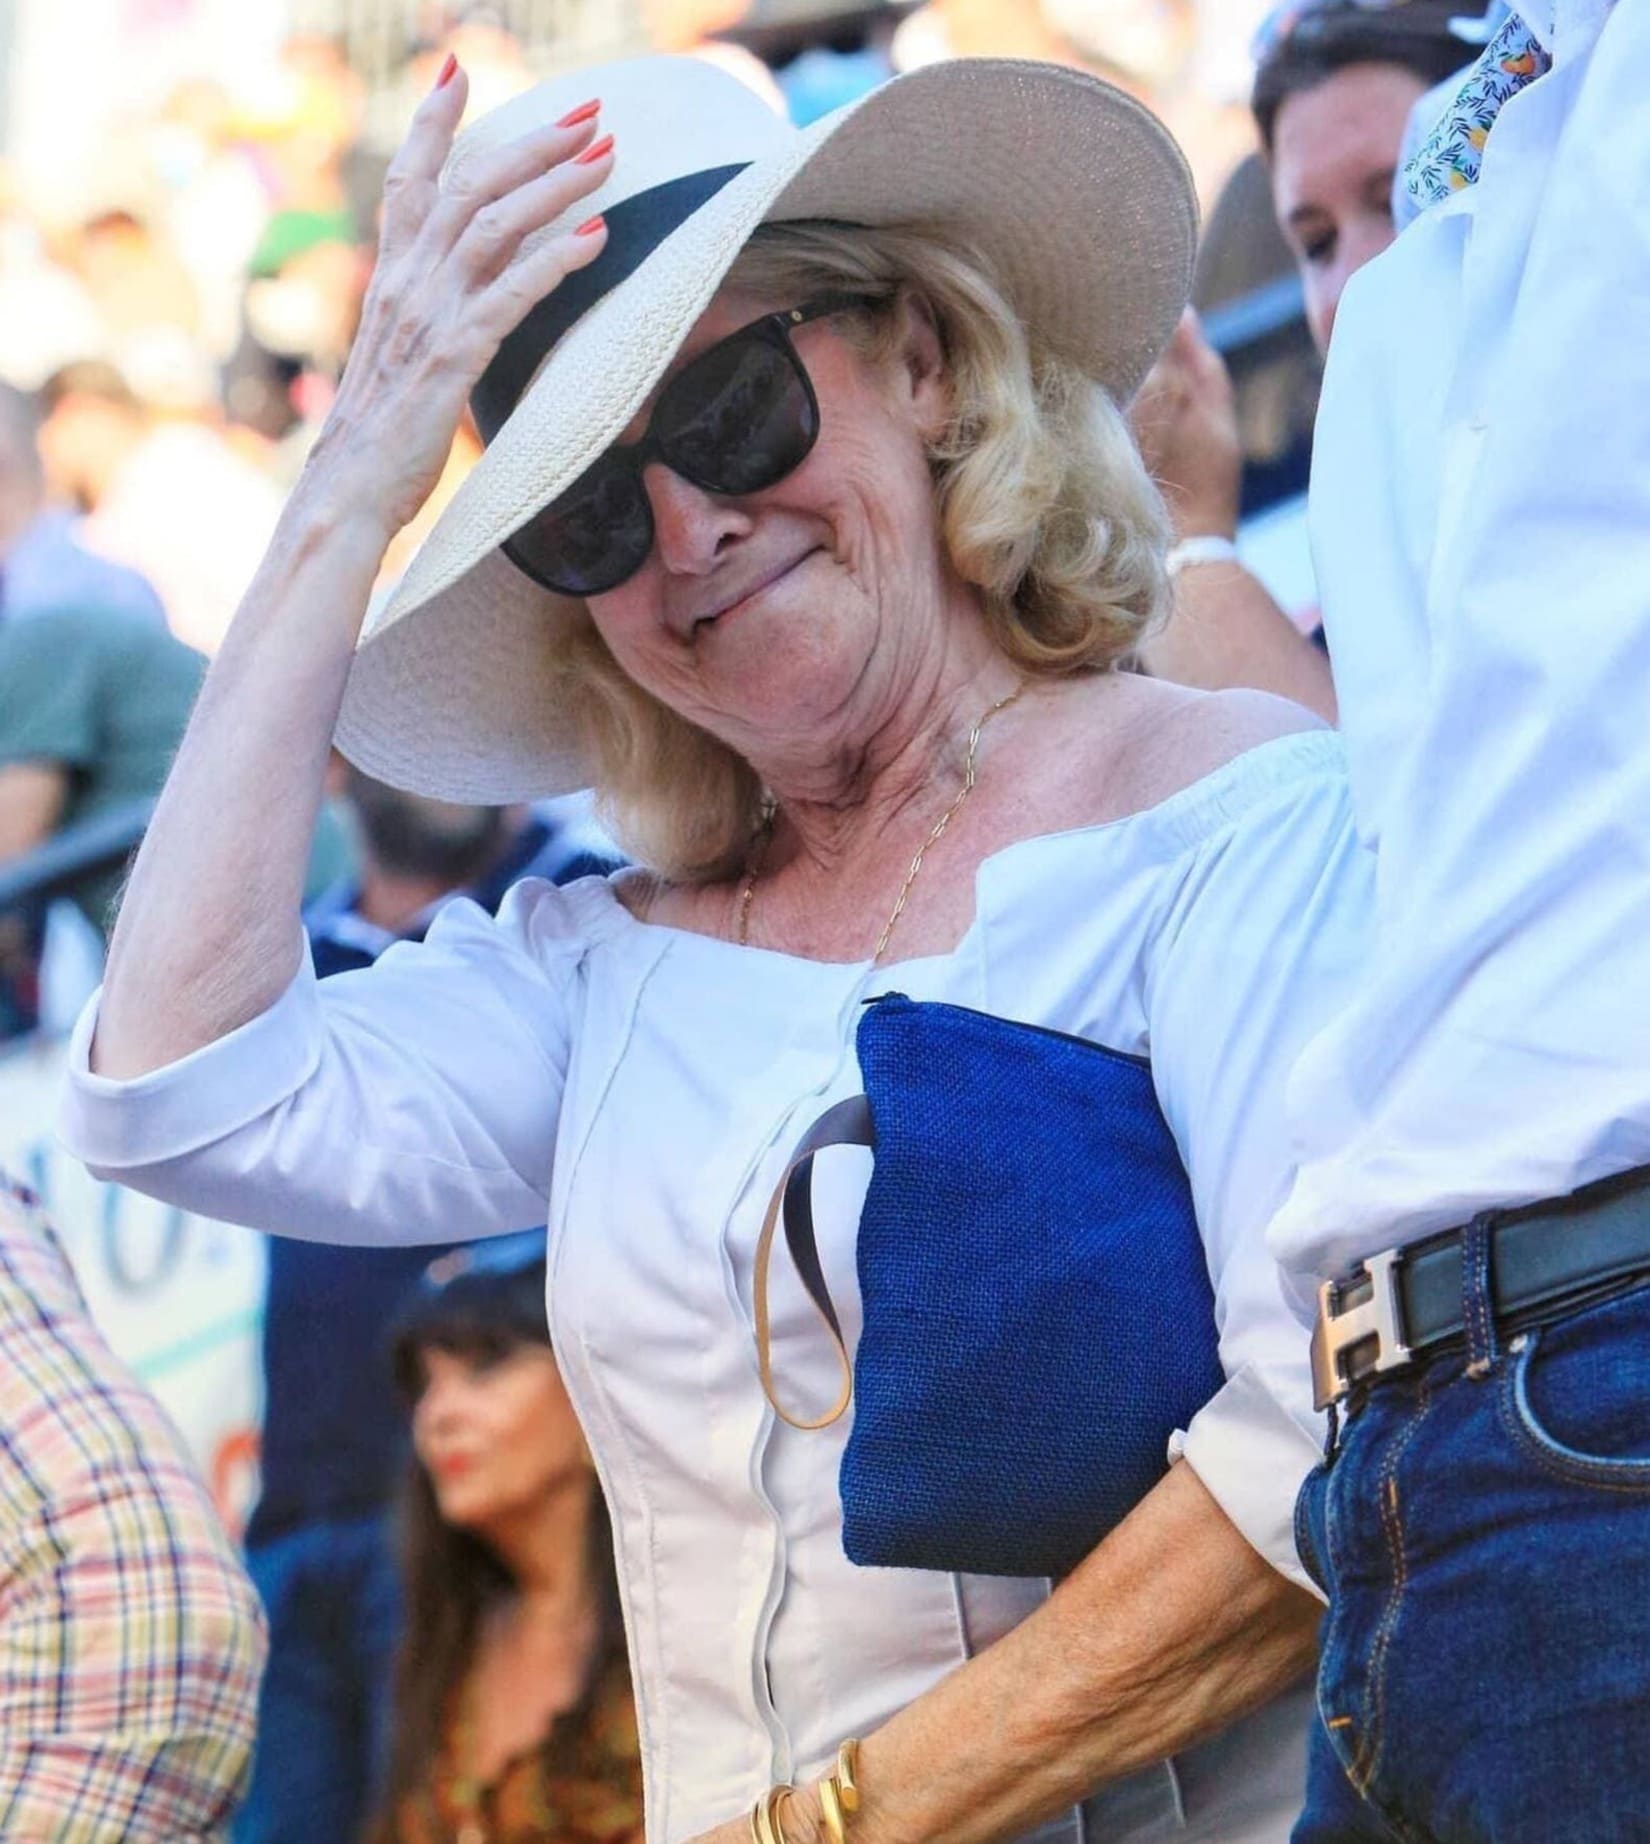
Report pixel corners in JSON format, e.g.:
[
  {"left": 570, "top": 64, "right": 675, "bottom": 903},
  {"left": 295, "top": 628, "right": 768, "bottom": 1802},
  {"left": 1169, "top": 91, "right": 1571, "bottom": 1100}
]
[
  {"left": 1144, "top": 740, "right": 1374, "bottom": 1593},
  {"left": 58, "top": 879, "right": 586, "bottom": 1246}
]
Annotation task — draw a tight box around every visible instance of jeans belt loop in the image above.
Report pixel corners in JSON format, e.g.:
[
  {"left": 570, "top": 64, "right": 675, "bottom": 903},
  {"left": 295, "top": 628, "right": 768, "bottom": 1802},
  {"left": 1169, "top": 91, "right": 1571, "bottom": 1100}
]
[{"left": 1461, "top": 1212, "right": 1499, "bottom": 1380}]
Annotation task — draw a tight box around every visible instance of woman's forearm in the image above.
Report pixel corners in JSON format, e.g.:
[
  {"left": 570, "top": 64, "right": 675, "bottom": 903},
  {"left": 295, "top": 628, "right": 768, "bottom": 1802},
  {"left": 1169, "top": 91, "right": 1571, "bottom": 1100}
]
[
  {"left": 793, "top": 1462, "right": 1319, "bottom": 1844},
  {"left": 93, "top": 482, "right": 390, "bottom": 1078},
  {"left": 90, "top": 67, "right": 615, "bottom": 1081},
  {"left": 1140, "top": 559, "right": 1337, "bottom": 724}
]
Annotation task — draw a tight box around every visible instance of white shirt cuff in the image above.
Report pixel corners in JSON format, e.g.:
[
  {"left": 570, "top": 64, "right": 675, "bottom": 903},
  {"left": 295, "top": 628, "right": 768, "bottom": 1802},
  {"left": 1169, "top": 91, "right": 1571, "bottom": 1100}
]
[
  {"left": 59, "top": 939, "right": 322, "bottom": 1173},
  {"left": 1172, "top": 1364, "right": 1326, "bottom": 1601}
]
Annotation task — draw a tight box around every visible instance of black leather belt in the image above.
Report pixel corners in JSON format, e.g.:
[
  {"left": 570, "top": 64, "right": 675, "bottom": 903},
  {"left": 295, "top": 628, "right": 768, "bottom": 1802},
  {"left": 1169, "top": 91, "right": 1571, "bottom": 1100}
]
[{"left": 1310, "top": 1163, "right": 1650, "bottom": 1409}]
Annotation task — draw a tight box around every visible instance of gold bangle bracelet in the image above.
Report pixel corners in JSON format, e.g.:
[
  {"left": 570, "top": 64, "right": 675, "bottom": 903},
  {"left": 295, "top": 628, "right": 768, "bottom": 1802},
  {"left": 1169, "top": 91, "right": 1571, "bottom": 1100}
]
[
  {"left": 817, "top": 1739, "right": 862, "bottom": 1844},
  {"left": 751, "top": 1783, "right": 797, "bottom": 1844},
  {"left": 819, "top": 1778, "right": 847, "bottom": 1844},
  {"left": 835, "top": 1740, "right": 861, "bottom": 1815}
]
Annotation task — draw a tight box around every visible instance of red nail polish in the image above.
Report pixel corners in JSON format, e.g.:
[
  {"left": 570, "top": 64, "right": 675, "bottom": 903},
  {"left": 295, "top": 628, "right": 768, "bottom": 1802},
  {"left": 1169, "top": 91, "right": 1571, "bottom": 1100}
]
[
  {"left": 556, "top": 98, "right": 601, "bottom": 129},
  {"left": 573, "top": 133, "right": 614, "bottom": 167},
  {"left": 575, "top": 215, "right": 606, "bottom": 237},
  {"left": 434, "top": 52, "right": 458, "bottom": 90}
]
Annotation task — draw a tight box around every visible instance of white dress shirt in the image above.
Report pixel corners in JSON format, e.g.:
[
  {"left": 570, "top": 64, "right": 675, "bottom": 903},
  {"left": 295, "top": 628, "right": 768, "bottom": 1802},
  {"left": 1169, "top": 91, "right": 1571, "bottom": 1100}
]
[
  {"left": 1270, "top": 0, "right": 1650, "bottom": 1277},
  {"left": 62, "top": 731, "right": 1367, "bottom": 1842}
]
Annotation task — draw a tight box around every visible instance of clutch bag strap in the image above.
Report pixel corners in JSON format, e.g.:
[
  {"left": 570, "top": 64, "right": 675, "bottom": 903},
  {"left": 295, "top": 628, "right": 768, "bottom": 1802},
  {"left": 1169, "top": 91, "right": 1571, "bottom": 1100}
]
[{"left": 754, "top": 1095, "right": 875, "bottom": 1430}]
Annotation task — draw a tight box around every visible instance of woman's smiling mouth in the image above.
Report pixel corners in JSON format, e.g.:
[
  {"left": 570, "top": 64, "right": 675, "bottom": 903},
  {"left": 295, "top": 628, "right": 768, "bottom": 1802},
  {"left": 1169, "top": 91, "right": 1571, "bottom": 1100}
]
[{"left": 688, "top": 549, "right": 821, "bottom": 639}]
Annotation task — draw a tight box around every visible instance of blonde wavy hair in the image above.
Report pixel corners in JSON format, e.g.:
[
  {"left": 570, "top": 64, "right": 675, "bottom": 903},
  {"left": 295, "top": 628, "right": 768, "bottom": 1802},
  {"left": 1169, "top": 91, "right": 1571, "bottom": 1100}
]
[{"left": 550, "top": 220, "right": 1171, "bottom": 882}]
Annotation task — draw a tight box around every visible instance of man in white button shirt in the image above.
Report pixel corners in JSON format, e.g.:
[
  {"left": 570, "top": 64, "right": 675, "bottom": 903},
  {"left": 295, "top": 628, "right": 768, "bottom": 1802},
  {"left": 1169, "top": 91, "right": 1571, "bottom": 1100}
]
[{"left": 1274, "top": 4, "right": 1650, "bottom": 1836}]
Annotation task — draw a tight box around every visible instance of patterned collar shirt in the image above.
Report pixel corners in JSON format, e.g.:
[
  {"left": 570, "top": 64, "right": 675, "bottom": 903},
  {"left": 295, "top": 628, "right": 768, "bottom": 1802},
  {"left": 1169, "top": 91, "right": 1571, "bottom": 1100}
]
[{"left": 0, "top": 1176, "right": 266, "bottom": 1842}]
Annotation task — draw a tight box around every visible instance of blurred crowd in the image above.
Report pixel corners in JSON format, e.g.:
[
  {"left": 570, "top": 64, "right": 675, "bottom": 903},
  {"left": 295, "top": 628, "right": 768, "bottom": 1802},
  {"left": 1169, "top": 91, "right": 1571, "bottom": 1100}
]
[{"left": 0, "top": 0, "right": 1276, "bottom": 647}]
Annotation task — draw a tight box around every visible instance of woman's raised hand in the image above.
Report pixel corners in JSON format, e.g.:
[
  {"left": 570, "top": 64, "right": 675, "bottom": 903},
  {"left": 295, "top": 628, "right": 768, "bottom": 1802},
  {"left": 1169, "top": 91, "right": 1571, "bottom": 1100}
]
[
  {"left": 307, "top": 61, "right": 613, "bottom": 544},
  {"left": 91, "top": 65, "right": 615, "bottom": 1081}
]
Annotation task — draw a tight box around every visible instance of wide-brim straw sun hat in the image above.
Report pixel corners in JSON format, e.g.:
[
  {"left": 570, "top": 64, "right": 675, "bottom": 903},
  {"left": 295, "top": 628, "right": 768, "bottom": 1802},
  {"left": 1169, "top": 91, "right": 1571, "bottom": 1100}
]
[{"left": 334, "top": 54, "right": 1197, "bottom": 803}]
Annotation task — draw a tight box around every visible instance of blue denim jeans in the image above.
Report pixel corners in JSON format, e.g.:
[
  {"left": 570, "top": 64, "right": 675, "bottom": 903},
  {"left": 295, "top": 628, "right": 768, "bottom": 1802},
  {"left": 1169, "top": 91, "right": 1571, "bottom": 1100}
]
[
  {"left": 235, "top": 1513, "right": 403, "bottom": 1844},
  {"left": 1293, "top": 1232, "right": 1650, "bottom": 1844}
]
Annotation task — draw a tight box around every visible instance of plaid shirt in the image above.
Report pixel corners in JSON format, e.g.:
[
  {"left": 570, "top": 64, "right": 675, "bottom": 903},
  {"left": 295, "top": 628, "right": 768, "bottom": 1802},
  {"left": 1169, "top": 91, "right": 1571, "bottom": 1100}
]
[{"left": 0, "top": 1177, "right": 266, "bottom": 1841}]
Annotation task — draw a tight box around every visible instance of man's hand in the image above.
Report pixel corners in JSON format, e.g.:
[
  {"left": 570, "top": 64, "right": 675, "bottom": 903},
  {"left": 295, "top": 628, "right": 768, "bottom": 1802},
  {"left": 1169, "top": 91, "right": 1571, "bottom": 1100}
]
[
  {"left": 1130, "top": 308, "right": 1243, "bottom": 543},
  {"left": 1129, "top": 310, "right": 1336, "bottom": 716}
]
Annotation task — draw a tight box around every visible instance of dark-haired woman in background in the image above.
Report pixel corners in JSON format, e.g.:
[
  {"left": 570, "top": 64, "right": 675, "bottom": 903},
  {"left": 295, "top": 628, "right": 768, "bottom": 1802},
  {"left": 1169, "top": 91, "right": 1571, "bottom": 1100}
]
[{"left": 369, "top": 1235, "right": 642, "bottom": 1844}]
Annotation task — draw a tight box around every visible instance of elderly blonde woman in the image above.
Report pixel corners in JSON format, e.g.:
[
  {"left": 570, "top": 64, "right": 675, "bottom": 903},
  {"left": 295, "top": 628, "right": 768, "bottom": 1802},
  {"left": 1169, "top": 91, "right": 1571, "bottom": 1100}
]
[{"left": 63, "top": 54, "right": 1373, "bottom": 1844}]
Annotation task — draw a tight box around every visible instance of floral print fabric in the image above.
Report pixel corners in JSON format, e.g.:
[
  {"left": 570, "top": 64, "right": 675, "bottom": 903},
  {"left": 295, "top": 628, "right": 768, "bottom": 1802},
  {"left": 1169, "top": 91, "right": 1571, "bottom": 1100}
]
[{"left": 1403, "top": 8, "right": 1552, "bottom": 207}]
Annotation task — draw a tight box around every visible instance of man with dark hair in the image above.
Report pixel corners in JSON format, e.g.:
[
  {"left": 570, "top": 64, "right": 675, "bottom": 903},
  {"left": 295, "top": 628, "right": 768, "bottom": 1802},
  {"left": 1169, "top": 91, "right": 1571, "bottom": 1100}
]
[
  {"left": 1251, "top": 0, "right": 1490, "bottom": 352},
  {"left": 235, "top": 773, "right": 613, "bottom": 1844}
]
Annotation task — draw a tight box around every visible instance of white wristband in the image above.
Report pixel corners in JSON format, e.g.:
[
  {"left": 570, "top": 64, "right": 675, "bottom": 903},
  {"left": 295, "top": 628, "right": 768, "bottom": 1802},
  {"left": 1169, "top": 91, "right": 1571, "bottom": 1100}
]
[{"left": 1165, "top": 534, "right": 1241, "bottom": 579}]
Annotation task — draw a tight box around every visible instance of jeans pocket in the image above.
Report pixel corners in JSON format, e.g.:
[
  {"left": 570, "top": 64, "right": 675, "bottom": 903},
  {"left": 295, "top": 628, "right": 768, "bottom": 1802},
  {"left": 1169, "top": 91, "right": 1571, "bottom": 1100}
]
[{"left": 1503, "top": 1280, "right": 1650, "bottom": 1490}]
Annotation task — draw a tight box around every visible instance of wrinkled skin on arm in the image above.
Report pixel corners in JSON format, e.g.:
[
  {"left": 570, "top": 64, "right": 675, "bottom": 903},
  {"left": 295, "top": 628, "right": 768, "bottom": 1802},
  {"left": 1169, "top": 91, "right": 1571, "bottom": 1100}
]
[{"left": 685, "top": 1462, "right": 1319, "bottom": 1844}]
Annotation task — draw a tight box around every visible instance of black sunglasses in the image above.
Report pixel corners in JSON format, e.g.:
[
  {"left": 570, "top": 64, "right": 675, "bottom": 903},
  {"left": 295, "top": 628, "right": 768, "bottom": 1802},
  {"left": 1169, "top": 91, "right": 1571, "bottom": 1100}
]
[{"left": 504, "top": 295, "right": 860, "bottom": 599}]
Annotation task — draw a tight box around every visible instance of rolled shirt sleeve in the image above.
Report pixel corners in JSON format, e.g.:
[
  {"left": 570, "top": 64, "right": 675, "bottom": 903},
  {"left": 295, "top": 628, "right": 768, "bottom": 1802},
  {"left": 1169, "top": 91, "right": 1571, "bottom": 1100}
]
[
  {"left": 59, "top": 879, "right": 585, "bottom": 1245},
  {"left": 1172, "top": 1368, "right": 1325, "bottom": 1600},
  {"left": 1145, "top": 740, "right": 1374, "bottom": 1589}
]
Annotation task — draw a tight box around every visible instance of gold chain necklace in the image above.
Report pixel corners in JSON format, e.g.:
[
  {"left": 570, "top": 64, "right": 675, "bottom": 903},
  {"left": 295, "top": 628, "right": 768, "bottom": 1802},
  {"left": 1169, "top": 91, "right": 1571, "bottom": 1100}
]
[{"left": 737, "top": 684, "right": 1024, "bottom": 965}]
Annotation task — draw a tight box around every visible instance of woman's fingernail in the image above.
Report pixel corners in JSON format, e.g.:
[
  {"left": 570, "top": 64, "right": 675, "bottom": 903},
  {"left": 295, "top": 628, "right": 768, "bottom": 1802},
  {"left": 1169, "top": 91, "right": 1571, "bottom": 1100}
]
[
  {"left": 556, "top": 98, "right": 601, "bottom": 129},
  {"left": 434, "top": 53, "right": 458, "bottom": 90},
  {"left": 575, "top": 215, "right": 606, "bottom": 237},
  {"left": 573, "top": 133, "right": 614, "bottom": 167}
]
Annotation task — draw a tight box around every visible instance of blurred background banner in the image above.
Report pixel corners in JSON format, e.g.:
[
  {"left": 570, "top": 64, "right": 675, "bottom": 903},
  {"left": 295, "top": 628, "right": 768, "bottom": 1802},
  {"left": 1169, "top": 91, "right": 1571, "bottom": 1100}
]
[{"left": 0, "top": 1032, "right": 266, "bottom": 1535}]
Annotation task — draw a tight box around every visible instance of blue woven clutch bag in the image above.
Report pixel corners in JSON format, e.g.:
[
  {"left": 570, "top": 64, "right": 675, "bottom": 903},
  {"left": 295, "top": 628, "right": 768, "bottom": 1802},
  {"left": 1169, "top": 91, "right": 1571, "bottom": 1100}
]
[{"left": 755, "top": 994, "right": 1226, "bottom": 1578}]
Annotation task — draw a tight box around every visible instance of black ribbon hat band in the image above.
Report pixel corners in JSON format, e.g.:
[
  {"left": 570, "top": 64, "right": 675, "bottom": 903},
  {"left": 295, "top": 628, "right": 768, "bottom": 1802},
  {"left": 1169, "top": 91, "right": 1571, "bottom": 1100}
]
[{"left": 469, "top": 162, "right": 752, "bottom": 445}]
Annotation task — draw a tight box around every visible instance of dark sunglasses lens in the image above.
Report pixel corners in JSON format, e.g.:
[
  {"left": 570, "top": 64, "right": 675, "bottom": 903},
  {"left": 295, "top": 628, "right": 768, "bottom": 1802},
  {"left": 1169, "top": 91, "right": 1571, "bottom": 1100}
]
[
  {"left": 507, "top": 451, "right": 653, "bottom": 597},
  {"left": 659, "top": 330, "right": 818, "bottom": 497}
]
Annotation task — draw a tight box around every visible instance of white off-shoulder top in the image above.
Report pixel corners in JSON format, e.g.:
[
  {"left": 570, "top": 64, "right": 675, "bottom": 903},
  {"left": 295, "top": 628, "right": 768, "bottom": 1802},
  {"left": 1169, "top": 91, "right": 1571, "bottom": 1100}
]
[{"left": 63, "top": 730, "right": 1371, "bottom": 1843}]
